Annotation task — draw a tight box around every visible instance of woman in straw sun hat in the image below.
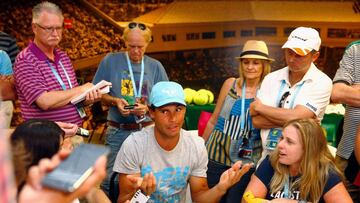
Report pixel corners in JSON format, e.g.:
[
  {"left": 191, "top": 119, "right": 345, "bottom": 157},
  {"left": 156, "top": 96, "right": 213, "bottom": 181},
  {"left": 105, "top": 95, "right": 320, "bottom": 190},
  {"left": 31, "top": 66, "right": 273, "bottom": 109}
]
[{"left": 202, "top": 40, "right": 273, "bottom": 203}]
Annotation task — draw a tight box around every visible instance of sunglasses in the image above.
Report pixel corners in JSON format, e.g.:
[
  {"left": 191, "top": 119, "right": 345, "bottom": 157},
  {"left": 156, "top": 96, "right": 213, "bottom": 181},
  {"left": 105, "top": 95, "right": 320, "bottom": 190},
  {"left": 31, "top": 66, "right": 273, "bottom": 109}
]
[
  {"left": 128, "top": 22, "right": 146, "bottom": 31},
  {"left": 278, "top": 91, "right": 290, "bottom": 108}
]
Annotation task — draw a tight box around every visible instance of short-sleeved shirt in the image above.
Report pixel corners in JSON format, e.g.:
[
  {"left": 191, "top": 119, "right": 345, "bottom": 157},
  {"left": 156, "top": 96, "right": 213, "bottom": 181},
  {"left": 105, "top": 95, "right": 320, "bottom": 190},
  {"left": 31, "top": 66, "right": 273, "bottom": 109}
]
[
  {"left": 14, "top": 42, "right": 82, "bottom": 125},
  {"left": 333, "top": 40, "right": 360, "bottom": 159},
  {"left": 257, "top": 64, "right": 332, "bottom": 160},
  {"left": 113, "top": 127, "right": 208, "bottom": 203},
  {"left": 92, "top": 52, "right": 168, "bottom": 123},
  {"left": 0, "top": 32, "right": 19, "bottom": 64},
  {"left": 0, "top": 50, "right": 12, "bottom": 75},
  {"left": 255, "top": 156, "right": 341, "bottom": 202}
]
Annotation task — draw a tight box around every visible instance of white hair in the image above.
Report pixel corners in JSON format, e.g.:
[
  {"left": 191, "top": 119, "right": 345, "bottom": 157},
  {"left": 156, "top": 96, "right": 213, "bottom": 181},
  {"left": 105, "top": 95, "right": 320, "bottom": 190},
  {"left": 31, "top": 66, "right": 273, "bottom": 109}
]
[{"left": 32, "top": 1, "right": 64, "bottom": 23}]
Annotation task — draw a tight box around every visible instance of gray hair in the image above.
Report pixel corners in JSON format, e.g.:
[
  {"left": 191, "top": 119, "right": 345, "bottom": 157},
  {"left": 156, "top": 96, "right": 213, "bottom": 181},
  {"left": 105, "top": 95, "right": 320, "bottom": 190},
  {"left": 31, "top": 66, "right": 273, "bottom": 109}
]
[{"left": 32, "top": 1, "right": 64, "bottom": 23}]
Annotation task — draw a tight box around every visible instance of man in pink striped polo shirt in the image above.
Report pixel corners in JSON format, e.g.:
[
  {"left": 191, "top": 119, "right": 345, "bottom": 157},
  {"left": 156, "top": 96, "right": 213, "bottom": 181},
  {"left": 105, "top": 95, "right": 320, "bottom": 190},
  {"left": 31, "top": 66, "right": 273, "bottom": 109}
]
[{"left": 14, "top": 2, "right": 101, "bottom": 128}]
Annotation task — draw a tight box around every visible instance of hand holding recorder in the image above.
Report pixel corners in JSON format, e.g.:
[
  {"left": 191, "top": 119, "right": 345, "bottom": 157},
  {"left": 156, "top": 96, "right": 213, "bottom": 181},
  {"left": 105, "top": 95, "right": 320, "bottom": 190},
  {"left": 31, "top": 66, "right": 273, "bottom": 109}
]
[{"left": 41, "top": 144, "right": 109, "bottom": 192}]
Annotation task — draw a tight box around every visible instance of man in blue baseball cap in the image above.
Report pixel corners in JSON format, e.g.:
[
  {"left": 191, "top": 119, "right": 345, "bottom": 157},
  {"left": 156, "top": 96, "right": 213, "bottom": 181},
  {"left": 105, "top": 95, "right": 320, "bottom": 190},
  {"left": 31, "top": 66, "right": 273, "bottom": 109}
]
[{"left": 113, "top": 81, "right": 253, "bottom": 202}]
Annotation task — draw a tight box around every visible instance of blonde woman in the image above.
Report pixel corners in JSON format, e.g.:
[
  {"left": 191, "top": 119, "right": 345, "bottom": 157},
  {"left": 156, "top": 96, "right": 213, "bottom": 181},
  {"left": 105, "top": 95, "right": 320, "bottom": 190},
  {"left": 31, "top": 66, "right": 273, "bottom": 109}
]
[
  {"left": 242, "top": 119, "right": 352, "bottom": 203},
  {"left": 203, "top": 40, "right": 272, "bottom": 203}
]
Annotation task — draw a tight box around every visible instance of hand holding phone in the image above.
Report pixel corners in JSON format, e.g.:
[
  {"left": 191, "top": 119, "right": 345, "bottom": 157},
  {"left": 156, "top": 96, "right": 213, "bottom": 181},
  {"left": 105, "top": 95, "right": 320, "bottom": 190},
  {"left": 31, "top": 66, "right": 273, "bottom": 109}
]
[
  {"left": 41, "top": 144, "right": 109, "bottom": 192},
  {"left": 124, "top": 104, "right": 137, "bottom": 110}
]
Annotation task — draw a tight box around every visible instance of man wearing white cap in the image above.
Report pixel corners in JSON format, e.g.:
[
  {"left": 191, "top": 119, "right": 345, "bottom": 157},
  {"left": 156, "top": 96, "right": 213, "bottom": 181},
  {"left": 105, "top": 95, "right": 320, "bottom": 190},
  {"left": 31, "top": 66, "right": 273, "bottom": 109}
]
[
  {"left": 113, "top": 81, "right": 253, "bottom": 203},
  {"left": 250, "top": 27, "right": 332, "bottom": 161}
]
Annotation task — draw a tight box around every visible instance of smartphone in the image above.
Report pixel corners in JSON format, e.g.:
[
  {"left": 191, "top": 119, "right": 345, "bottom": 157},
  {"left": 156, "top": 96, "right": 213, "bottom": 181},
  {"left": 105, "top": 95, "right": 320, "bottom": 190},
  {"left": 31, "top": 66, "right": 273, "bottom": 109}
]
[
  {"left": 76, "top": 127, "right": 89, "bottom": 138},
  {"left": 130, "top": 189, "right": 150, "bottom": 203},
  {"left": 124, "top": 104, "right": 137, "bottom": 110},
  {"left": 41, "top": 144, "right": 109, "bottom": 192}
]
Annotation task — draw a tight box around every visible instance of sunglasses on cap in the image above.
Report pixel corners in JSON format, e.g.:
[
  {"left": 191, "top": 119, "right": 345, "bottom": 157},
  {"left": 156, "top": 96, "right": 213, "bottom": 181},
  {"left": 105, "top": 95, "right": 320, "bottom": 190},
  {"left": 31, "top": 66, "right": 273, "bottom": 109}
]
[{"left": 128, "top": 22, "right": 146, "bottom": 30}]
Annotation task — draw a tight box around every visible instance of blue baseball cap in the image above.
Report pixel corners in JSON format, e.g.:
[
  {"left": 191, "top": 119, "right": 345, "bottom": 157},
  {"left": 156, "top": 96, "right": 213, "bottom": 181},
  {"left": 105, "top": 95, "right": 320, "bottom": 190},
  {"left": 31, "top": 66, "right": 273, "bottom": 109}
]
[{"left": 149, "top": 81, "right": 186, "bottom": 107}]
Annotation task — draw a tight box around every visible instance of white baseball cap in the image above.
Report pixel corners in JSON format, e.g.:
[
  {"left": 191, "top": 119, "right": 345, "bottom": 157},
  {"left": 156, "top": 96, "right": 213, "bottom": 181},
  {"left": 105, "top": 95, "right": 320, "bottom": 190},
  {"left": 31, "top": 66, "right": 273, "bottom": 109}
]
[{"left": 282, "top": 27, "right": 321, "bottom": 56}]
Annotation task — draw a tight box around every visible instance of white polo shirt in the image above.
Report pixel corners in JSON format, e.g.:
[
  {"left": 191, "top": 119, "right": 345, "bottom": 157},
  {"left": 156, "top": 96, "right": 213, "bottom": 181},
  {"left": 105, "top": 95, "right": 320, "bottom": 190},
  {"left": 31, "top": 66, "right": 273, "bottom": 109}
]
[{"left": 257, "top": 63, "right": 332, "bottom": 160}]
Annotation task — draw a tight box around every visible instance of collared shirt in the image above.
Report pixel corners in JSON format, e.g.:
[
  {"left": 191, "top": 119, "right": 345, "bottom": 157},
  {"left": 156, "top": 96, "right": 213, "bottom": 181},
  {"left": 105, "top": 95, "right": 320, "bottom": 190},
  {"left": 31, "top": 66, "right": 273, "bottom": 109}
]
[
  {"left": 14, "top": 42, "right": 82, "bottom": 125},
  {"left": 0, "top": 31, "right": 19, "bottom": 64},
  {"left": 333, "top": 40, "right": 360, "bottom": 159},
  {"left": 257, "top": 63, "right": 332, "bottom": 161}
]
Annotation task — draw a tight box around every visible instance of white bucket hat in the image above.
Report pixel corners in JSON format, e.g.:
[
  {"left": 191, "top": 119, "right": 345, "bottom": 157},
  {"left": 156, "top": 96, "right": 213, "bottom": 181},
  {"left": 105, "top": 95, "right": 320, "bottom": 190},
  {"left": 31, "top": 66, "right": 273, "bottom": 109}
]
[
  {"left": 282, "top": 27, "right": 321, "bottom": 56},
  {"left": 236, "top": 40, "right": 274, "bottom": 62}
]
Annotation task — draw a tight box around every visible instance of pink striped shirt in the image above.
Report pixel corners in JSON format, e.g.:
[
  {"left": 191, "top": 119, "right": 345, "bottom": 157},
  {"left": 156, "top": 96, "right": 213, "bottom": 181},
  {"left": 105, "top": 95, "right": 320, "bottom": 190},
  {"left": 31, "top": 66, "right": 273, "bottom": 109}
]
[{"left": 14, "top": 42, "right": 82, "bottom": 125}]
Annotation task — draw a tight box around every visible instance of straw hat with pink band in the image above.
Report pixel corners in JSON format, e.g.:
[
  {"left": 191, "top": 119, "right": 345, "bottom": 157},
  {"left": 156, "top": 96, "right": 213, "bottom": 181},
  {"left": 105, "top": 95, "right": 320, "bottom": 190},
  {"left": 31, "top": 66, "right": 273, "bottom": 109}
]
[{"left": 282, "top": 27, "right": 321, "bottom": 56}]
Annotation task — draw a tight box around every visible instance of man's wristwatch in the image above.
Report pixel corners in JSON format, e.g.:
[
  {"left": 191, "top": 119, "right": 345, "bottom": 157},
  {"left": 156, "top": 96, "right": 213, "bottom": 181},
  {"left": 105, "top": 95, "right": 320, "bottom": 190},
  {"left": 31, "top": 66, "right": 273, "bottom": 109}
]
[{"left": 298, "top": 200, "right": 306, "bottom": 203}]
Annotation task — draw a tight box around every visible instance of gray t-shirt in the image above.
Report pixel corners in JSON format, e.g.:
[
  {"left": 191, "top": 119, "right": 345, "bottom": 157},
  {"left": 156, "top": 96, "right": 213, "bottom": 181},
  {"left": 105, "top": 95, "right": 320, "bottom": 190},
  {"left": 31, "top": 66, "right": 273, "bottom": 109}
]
[
  {"left": 113, "top": 126, "right": 208, "bottom": 203},
  {"left": 92, "top": 52, "right": 169, "bottom": 123}
]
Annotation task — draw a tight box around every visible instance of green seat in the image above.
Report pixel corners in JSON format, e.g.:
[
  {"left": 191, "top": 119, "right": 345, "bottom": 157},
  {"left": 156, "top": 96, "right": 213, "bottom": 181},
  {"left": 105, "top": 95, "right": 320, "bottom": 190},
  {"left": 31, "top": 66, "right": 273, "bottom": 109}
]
[
  {"left": 321, "top": 113, "right": 344, "bottom": 147},
  {"left": 321, "top": 123, "right": 337, "bottom": 147},
  {"left": 184, "top": 104, "right": 215, "bottom": 130}
]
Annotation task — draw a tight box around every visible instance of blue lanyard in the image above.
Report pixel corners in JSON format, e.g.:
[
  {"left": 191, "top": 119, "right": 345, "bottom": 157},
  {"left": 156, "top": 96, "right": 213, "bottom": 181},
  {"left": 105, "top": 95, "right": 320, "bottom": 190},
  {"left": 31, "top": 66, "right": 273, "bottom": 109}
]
[
  {"left": 284, "top": 177, "right": 290, "bottom": 199},
  {"left": 240, "top": 81, "right": 246, "bottom": 130},
  {"left": 125, "top": 52, "right": 144, "bottom": 98},
  {"left": 276, "top": 80, "right": 305, "bottom": 109},
  {"left": 47, "top": 60, "right": 72, "bottom": 90}
]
